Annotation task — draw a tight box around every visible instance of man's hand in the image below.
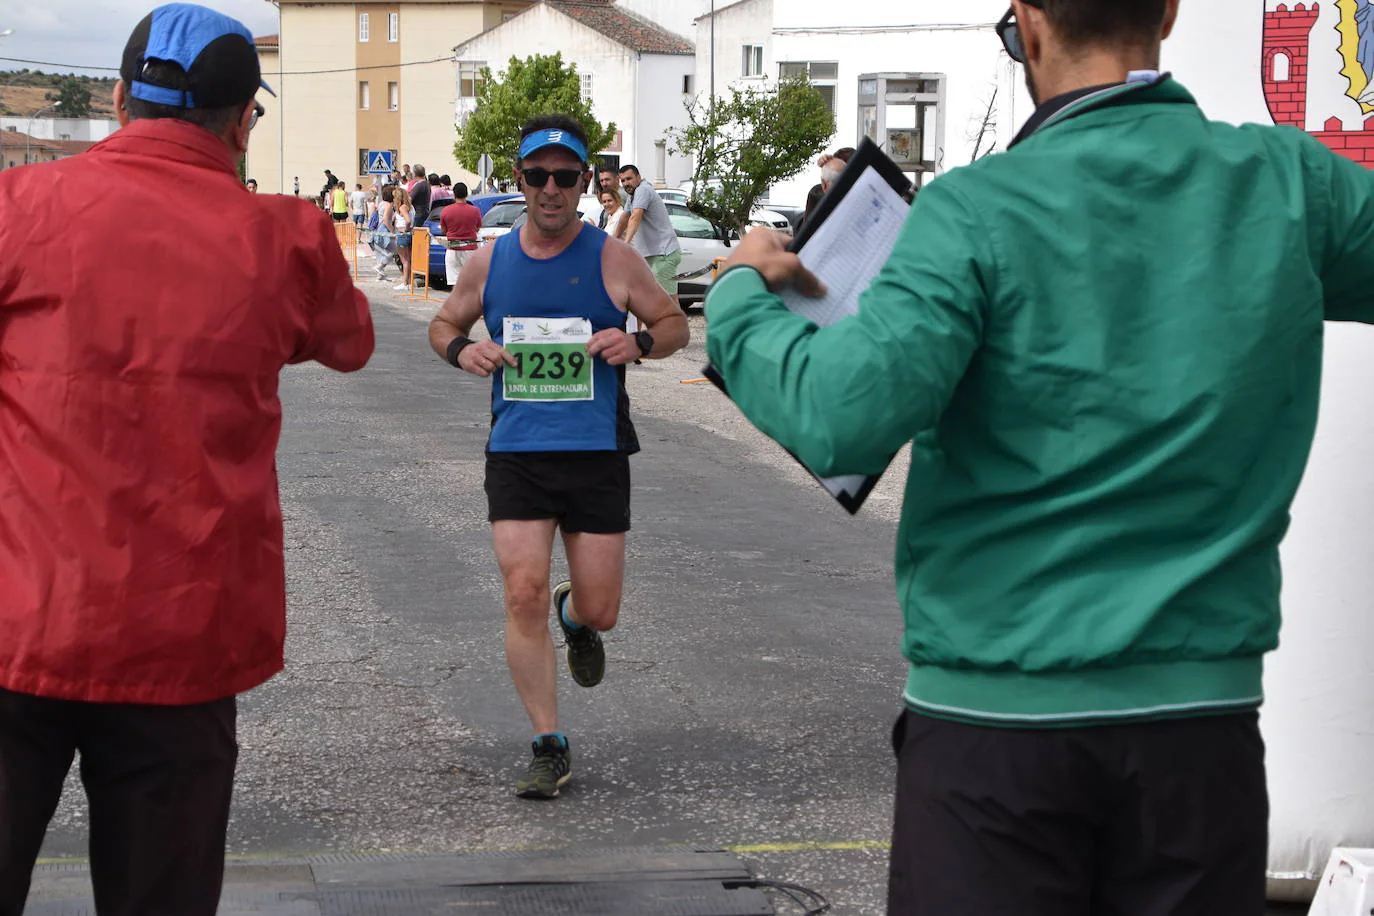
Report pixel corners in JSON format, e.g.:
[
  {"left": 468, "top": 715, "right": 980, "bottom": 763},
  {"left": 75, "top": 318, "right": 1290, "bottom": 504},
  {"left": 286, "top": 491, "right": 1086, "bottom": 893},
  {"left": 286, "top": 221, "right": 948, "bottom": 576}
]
[
  {"left": 587, "top": 329, "right": 641, "bottom": 366},
  {"left": 457, "top": 339, "right": 517, "bottom": 377},
  {"left": 722, "top": 228, "right": 826, "bottom": 297}
]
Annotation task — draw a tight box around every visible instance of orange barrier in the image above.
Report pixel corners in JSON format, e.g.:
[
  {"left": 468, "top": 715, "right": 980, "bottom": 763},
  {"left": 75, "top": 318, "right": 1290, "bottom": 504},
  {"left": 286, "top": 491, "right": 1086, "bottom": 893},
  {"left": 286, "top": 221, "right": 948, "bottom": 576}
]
[
  {"left": 333, "top": 220, "right": 360, "bottom": 282},
  {"left": 404, "top": 228, "right": 434, "bottom": 301}
]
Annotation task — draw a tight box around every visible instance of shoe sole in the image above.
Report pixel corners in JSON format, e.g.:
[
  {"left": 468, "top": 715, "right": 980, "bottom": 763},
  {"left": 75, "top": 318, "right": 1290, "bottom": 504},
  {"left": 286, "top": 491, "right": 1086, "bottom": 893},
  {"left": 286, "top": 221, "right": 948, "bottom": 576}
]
[{"left": 515, "top": 771, "right": 571, "bottom": 800}]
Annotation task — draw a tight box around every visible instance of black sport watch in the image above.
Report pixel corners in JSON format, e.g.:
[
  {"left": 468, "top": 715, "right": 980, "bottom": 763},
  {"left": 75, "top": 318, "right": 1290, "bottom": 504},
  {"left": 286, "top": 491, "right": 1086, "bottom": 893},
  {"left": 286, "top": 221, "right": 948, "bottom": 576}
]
[{"left": 633, "top": 329, "right": 654, "bottom": 357}]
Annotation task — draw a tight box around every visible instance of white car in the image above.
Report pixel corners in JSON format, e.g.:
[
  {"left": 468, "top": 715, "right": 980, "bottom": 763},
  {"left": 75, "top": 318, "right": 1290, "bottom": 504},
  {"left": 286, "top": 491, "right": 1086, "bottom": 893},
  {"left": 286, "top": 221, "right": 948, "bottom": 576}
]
[{"left": 661, "top": 186, "right": 790, "bottom": 231}]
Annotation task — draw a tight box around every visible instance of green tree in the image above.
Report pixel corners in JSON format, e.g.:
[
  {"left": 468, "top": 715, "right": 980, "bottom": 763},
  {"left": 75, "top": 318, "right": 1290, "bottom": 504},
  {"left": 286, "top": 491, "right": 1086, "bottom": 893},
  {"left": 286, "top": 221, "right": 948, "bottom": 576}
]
[
  {"left": 49, "top": 77, "right": 92, "bottom": 117},
  {"left": 669, "top": 76, "right": 833, "bottom": 233},
  {"left": 453, "top": 53, "right": 616, "bottom": 179}
]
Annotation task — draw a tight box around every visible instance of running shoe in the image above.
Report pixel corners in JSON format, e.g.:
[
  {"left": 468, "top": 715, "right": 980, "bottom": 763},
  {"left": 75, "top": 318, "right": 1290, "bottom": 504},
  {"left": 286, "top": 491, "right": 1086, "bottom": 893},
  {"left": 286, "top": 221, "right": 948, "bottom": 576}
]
[
  {"left": 514, "top": 735, "right": 571, "bottom": 799},
  {"left": 554, "top": 580, "right": 604, "bottom": 688}
]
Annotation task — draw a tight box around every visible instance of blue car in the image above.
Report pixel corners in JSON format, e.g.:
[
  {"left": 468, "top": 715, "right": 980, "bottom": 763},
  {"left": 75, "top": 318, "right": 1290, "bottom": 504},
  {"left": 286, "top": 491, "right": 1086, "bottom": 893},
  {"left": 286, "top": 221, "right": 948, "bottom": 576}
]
[{"left": 423, "top": 193, "right": 522, "bottom": 290}]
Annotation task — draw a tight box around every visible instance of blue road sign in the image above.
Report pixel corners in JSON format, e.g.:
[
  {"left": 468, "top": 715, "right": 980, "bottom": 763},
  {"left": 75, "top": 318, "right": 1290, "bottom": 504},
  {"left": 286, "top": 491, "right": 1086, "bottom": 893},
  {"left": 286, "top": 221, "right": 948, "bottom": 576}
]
[{"left": 366, "top": 150, "right": 395, "bottom": 174}]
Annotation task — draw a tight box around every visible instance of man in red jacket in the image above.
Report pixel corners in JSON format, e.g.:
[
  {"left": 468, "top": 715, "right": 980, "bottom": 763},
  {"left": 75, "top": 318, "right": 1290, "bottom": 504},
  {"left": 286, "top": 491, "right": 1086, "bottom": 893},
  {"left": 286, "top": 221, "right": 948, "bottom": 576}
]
[{"left": 0, "top": 4, "right": 374, "bottom": 914}]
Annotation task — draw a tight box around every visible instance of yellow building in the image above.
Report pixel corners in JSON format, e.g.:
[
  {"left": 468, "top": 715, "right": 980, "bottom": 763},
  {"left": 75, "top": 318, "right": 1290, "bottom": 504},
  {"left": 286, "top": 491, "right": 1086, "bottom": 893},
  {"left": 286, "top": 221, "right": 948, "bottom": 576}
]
[{"left": 247, "top": 0, "right": 531, "bottom": 196}]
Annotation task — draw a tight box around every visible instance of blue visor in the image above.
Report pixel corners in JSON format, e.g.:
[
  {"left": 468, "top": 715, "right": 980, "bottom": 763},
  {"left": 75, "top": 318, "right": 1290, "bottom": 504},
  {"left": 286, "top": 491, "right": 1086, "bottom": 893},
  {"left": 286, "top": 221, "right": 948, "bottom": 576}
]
[{"left": 518, "top": 128, "right": 588, "bottom": 164}]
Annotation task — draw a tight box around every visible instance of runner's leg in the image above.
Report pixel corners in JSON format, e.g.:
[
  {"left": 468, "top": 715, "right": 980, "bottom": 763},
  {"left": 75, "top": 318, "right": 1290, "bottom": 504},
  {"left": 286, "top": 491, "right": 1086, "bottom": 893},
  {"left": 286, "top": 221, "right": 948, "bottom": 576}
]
[
  {"left": 560, "top": 532, "right": 626, "bottom": 631},
  {"left": 492, "top": 519, "right": 559, "bottom": 734}
]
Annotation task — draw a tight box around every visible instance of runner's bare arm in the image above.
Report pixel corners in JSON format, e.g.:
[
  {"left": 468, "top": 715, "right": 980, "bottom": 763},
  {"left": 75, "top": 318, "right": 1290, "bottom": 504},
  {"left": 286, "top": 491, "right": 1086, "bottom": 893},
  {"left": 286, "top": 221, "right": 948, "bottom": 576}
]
[
  {"left": 587, "top": 238, "right": 689, "bottom": 365},
  {"left": 427, "top": 245, "right": 516, "bottom": 377}
]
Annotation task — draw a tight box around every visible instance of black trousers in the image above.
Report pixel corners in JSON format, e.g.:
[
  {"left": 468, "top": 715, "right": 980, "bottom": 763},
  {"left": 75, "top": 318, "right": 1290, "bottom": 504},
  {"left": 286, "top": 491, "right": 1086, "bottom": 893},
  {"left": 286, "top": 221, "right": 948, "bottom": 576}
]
[
  {"left": 0, "top": 687, "right": 238, "bottom": 916},
  {"left": 888, "top": 709, "right": 1268, "bottom": 915}
]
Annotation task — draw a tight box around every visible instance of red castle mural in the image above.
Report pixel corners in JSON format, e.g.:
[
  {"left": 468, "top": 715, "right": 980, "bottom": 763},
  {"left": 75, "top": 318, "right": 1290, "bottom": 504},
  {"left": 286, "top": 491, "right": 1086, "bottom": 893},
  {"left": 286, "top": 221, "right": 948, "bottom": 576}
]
[{"left": 1264, "top": 2, "right": 1374, "bottom": 165}]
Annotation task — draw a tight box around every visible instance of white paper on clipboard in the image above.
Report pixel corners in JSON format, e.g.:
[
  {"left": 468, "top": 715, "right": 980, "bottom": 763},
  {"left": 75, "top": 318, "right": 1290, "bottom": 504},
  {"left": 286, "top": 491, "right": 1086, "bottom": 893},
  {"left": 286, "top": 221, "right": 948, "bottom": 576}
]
[{"left": 778, "top": 167, "right": 910, "bottom": 505}]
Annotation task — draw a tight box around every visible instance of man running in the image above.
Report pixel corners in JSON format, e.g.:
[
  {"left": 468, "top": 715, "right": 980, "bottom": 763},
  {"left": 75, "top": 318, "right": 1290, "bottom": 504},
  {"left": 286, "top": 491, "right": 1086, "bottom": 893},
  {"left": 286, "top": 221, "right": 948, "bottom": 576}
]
[{"left": 427, "top": 115, "right": 688, "bottom": 799}]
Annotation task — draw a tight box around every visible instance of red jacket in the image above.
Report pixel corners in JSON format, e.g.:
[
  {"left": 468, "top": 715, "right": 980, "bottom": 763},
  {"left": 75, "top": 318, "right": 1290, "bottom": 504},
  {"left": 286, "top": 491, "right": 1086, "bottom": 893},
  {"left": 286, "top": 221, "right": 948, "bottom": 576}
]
[{"left": 0, "top": 119, "right": 374, "bottom": 705}]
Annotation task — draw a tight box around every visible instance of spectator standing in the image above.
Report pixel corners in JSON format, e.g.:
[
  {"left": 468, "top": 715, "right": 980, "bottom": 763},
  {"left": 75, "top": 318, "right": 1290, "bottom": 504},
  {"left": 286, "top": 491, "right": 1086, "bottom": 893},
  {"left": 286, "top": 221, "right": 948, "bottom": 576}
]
[
  {"left": 330, "top": 181, "right": 349, "bottom": 222},
  {"left": 599, "top": 188, "right": 626, "bottom": 239},
  {"left": 799, "top": 146, "right": 855, "bottom": 231},
  {"left": 595, "top": 165, "right": 626, "bottom": 229},
  {"left": 409, "top": 164, "right": 431, "bottom": 229},
  {"left": 618, "top": 164, "right": 682, "bottom": 303},
  {"left": 0, "top": 5, "right": 374, "bottom": 914},
  {"left": 372, "top": 185, "right": 397, "bottom": 281},
  {"left": 391, "top": 184, "right": 414, "bottom": 291},
  {"left": 439, "top": 181, "right": 481, "bottom": 287},
  {"left": 292, "top": 175, "right": 300, "bottom": 196},
  {"left": 245, "top": 177, "right": 257, "bottom": 193},
  {"left": 349, "top": 182, "right": 369, "bottom": 228},
  {"left": 430, "top": 172, "right": 453, "bottom": 202}
]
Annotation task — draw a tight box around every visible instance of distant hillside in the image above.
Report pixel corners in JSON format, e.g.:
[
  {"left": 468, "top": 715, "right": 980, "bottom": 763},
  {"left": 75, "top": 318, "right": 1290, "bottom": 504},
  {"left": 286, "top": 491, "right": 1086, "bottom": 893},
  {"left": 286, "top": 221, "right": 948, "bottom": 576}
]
[{"left": 0, "top": 71, "right": 118, "bottom": 119}]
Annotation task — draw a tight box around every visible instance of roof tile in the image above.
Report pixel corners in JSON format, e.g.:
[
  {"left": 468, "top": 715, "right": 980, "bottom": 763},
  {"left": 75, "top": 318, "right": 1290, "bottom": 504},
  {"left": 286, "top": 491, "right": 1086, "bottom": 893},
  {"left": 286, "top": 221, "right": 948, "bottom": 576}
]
[{"left": 549, "top": 1, "right": 694, "bottom": 54}]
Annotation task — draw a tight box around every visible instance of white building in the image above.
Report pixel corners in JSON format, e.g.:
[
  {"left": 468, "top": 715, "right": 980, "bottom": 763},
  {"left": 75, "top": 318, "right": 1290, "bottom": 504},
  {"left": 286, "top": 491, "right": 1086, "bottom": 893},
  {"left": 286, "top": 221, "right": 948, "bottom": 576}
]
[
  {"left": 453, "top": 0, "right": 696, "bottom": 187},
  {"left": 695, "top": 0, "right": 1025, "bottom": 206},
  {"left": 0, "top": 116, "right": 119, "bottom": 143}
]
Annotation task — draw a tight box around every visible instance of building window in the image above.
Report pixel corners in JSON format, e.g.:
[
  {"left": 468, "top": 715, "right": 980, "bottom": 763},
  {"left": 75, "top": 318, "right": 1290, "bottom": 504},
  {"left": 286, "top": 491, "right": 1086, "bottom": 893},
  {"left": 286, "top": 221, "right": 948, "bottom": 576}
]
[
  {"left": 682, "top": 74, "right": 693, "bottom": 94},
  {"left": 388, "top": 12, "right": 398, "bottom": 42},
  {"left": 1272, "top": 51, "right": 1291, "bottom": 81},
  {"left": 780, "top": 60, "right": 838, "bottom": 112},
  {"left": 359, "top": 81, "right": 370, "bottom": 110},
  {"left": 388, "top": 82, "right": 399, "bottom": 111},
  {"left": 359, "top": 12, "right": 369, "bottom": 42},
  {"left": 742, "top": 44, "right": 763, "bottom": 77},
  {"left": 457, "top": 61, "right": 486, "bottom": 99},
  {"left": 580, "top": 73, "right": 593, "bottom": 104}
]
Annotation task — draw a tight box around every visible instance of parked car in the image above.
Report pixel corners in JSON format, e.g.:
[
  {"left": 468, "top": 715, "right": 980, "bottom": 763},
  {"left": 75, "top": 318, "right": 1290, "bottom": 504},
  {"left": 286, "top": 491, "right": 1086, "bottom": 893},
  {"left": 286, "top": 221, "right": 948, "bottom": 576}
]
[
  {"left": 662, "top": 185, "right": 791, "bottom": 231},
  {"left": 468, "top": 192, "right": 522, "bottom": 215},
  {"left": 664, "top": 202, "right": 735, "bottom": 305},
  {"left": 421, "top": 195, "right": 520, "bottom": 291}
]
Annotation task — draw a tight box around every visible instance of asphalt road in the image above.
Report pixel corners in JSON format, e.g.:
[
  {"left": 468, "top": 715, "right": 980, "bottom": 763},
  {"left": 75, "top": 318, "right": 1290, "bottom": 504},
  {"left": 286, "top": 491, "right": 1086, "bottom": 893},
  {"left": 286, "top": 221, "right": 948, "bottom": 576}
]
[{"left": 36, "top": 283, "right": 907, "bottom": 915}]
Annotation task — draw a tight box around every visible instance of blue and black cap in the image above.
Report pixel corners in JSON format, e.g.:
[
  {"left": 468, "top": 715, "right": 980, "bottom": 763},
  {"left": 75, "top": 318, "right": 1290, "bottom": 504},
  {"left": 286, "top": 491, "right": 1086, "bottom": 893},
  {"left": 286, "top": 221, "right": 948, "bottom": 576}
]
[{"left": 121, "top": 3, "right": 276, "bottom": 109}]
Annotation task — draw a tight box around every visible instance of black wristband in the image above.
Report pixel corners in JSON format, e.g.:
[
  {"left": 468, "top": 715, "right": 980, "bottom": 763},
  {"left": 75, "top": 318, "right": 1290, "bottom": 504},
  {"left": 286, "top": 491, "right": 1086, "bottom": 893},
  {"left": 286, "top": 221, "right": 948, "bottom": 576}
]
[
  {"left": 446, "top": 336, "right": 474, "bottom": 368},
  {"left": 634, "top": 329, "right": 654, "bottom": 357}
]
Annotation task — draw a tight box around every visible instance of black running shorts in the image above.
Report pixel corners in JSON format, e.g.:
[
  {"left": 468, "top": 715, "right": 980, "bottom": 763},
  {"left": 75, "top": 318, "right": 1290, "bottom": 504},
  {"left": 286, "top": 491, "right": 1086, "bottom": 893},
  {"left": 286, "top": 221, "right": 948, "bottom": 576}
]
[{"left": 484, "top": 451, "right": 631, "bottom": 534}]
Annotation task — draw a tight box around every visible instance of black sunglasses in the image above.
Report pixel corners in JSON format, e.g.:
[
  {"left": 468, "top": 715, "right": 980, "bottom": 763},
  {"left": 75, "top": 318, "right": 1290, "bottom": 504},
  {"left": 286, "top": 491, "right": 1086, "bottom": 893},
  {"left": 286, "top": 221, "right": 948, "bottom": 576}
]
[
  {"left": 996, "top": 2, "right": 1042, "bottom": 65},
  {"left": 248, "top": 101, "right": 265, "bottom": 130},
  {"left": 520, "top": 167, "right": 583, "bottom": 189}
]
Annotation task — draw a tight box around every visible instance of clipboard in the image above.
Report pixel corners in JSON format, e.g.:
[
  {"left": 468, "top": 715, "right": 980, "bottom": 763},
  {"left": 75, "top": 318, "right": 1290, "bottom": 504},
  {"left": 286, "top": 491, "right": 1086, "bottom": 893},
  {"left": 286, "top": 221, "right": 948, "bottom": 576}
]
[{"left": 702, "top": 138, "right": 914, "bottom": 515}]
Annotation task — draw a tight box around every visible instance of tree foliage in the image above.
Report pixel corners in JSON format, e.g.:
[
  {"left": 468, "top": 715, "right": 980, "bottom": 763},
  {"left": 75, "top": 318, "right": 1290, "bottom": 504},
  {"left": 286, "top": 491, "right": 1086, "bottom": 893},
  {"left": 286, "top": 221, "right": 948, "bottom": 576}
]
[
  {"left": 453, "top": 53, "right": 616, "bottom": 178},
  {"left": 669, "top": 76, "right": 833, "bottom": 232},
  {"left": 49, "top": 78, "right": 93, "bottom": 118}
]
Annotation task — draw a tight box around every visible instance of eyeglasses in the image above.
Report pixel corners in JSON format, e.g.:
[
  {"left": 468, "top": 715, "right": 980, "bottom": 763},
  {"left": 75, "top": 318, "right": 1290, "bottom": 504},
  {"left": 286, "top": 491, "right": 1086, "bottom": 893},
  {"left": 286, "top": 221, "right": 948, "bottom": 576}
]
[
  {"left": 248, "top": 101, "right": 265, "bottom": 131},
  {"left": 996, "top": 2, "right": 1042, "bottom": 65},
  {"left": 520, "top": 167, "right": 583, "bottom": 189}
]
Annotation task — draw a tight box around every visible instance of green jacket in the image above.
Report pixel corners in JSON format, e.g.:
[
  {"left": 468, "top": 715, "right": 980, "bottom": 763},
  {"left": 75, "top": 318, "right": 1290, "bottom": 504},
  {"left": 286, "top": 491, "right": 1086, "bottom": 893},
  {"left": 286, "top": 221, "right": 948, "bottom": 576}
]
[{"left": 705, "top": 78, "right": 1374, "bottom": 726}]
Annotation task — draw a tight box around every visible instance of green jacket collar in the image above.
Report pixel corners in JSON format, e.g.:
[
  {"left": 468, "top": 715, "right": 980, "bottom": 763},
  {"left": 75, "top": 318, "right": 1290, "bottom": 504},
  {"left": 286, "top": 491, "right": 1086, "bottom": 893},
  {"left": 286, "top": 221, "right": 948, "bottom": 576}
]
[{"left": 1010, "top": 73, "right": 1197, "bottom": 148}]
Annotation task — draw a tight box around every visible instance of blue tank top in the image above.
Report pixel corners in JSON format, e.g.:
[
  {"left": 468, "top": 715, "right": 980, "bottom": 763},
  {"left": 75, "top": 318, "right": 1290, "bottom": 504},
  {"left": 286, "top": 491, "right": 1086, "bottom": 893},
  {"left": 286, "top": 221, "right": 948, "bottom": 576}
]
[{"left": 483, "top": 225, "right": 638, "bottom": 453}]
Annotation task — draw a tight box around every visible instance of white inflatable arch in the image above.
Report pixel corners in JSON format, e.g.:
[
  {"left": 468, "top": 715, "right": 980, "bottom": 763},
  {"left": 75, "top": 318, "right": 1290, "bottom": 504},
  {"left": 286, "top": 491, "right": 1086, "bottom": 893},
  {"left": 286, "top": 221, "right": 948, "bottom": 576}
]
[{"left": 1265, "top": 325, "right": 1374, "bottom": 902}]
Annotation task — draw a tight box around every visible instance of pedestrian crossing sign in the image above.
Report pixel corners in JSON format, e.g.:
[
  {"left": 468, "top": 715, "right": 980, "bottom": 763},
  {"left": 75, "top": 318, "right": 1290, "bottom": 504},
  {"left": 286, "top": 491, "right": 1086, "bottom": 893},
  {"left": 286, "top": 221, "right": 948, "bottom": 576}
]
[{"left": 366, "top": 150, "right": 395, "bottom": 174}]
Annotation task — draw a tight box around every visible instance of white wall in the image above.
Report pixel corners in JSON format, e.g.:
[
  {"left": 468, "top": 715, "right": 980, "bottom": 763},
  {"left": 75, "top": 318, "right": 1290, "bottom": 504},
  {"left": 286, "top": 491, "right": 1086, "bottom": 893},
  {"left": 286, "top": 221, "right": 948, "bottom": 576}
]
[
  {"left": 635, "top": 53, "right": 695, "bottom": 187},
  {"left": 694, "top": 0, "right": 772, "bottom": 103},
  {"left": 246, "top": 47, "right": 281, "bottom": 194},
  {"left": 272, "top": 4, "right": 356, "bottom": 199},
  {"left": 618, "top": 0, "right": 711, "bottom": 40},
  {"left": 0, "top": 117, "right": 119, "bottom": 142},
  {"left": 401, "top": 5, "right": 486, "bottom": 186},
  {"left": 455, "top": 5, "right": 638, "bottom": 176}
]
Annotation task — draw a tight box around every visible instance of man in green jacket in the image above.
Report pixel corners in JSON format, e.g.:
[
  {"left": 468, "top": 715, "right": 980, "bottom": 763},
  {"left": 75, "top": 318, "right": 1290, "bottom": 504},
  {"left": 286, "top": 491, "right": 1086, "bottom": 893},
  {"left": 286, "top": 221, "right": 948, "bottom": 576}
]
[{"left": 705, "top": 0, "right": 1374, "bottom": 912}]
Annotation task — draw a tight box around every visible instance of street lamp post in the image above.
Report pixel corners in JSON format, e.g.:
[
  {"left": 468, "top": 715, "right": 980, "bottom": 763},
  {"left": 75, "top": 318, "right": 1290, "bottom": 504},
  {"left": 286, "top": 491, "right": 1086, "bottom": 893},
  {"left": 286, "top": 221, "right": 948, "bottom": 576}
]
[{"left": 26, "top": 101, "right": 61, "bottom": 167}]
